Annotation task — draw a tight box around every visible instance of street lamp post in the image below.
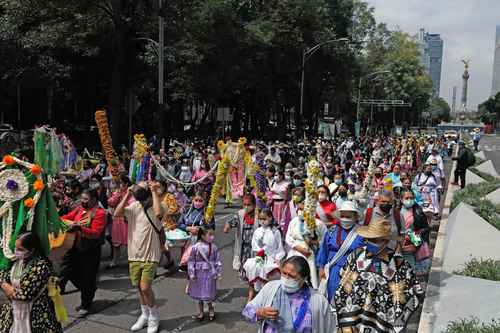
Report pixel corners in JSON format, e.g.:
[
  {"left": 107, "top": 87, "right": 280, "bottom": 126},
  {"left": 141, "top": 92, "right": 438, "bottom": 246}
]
[
  {"left": 356, "top": 70, "right": 391, "bottom": 122},
  {"left": 299, "top": 38, "right": 349, "bottom": 132}
]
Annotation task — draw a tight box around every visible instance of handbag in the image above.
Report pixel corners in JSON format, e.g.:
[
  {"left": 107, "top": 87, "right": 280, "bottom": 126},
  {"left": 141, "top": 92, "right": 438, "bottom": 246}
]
[
  {"left": 143, "top": 206, "right": 167, "bottom": 250},
  {"left": 416, "top": 242, "right": 431, "bottom": 261}
]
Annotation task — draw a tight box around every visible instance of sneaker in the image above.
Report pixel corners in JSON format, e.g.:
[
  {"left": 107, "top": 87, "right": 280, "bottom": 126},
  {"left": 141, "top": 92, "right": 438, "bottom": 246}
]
[
  {"left": 147, "top": 319, "right": 160, "bottom": 333},
  {"left": 131, "top": 315, "right": 149, "bottom": 332},
  {"left": 76, "top": 308, "right": 89, "bottom": 318}
]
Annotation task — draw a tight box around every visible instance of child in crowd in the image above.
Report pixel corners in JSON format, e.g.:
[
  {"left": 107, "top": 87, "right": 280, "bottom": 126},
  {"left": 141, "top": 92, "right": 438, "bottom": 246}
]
[
  {"left": 243, "top": 209, "right": 285, "bottom": 301},
  {"left": 187, "top": 227, "right": 222, "bottom": 322}
]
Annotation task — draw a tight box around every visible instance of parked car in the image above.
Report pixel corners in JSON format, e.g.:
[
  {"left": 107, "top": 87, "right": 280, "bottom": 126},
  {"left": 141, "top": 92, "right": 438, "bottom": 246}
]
[{"left": 444, "top": 130, "right": 458, "bottom": 140}]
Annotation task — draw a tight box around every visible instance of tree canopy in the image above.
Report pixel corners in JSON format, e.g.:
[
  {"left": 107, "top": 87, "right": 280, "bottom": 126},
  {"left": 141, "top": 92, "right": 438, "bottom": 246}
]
[{"left": 0, "top": 0, "right": 434, "bottom": 145}]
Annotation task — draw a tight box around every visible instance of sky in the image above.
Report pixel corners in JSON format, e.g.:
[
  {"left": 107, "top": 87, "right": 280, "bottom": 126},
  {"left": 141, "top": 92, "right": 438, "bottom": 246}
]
[{"left": 365, "top": 0, "right": 500, "bottom": 110}]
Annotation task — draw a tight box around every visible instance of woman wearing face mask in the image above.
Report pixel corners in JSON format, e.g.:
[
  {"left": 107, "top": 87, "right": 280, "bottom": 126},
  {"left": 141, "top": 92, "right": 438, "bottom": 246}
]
[
  {"left": 178, "top": 192, "right": 215, "bottom": 270},
  {"left": 316, "top": 201, "right": 364, "bottom": 303},
  {"left": 187, "top": 227, "right": 222, "bottom": 322},
  {"left": 107, "top": 174, "right": 134, "bottom": 269},
  {"left": 286, "top": 202, "right": 327, "bottom": 289},
  {"left": 401, "top": 177, "right": 423, "bottom": 206},
  {"left": 0, "top": 232, "right": 64, "bottom": 333},
  {"left": 335, "top": 219, "right": 423, "bottom": 333},
  {"left": 242, "top": 256, "right": 336, "bottom": 333},
  {"left": 179, "top": 159, "right": 192, "bottom": 184},
  {"left": 243, "top": 209, "right": 285, "bottom": 301},
  {"left": 160, "top": 181, "right": 182, "bottom": 272},
  {"left": 224, "top": 195, "right": 259, "bottom": 285},
  {"left": 327, "top": 173, "right": 343, "bottom": 195},
  {"left": 269, "top": 171, "right": 290, "bottom": 226},
  {"left": 280, "top": 187, "right": 304, "bottom": 237},
  {"left": 371, "top": 167, "right": 385, "bottom": 193},
  {"left": 413, "top": 163, "right": 441, "bottom": 218},
  {"left": 387, "top": 164, "right": 402, "bottom": 188},
  {"left": 398, "top": 190, "right": 431, "bottom": 279},
  {"left": 332, "top": 183, "right": 351, "bottom": 208},
  {"left": 315, "top": 186, "right": 337, "bottom": 226},
  {"left": 59, "top": 189, "right": 107, "bottom": 317}
]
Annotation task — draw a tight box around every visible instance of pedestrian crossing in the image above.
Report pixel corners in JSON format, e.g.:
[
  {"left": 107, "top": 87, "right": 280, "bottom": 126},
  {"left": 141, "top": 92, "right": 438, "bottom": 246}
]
[{"left": 478, "top": 145, "right": 500, "bottom": 152}]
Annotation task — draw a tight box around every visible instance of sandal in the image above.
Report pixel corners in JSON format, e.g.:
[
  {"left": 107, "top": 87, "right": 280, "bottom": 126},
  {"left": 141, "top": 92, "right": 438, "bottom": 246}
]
[
  {"left": 192, "top": 313, "right": 204, "bottom": 322},
  {"left": 208, "top": 308, "right": 216, "bottom": 321}
]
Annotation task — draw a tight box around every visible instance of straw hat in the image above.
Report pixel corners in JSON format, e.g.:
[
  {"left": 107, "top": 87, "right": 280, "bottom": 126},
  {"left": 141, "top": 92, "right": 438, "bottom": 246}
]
[{"left": 356, "top": 219, "right": 398, "bottom": 240}]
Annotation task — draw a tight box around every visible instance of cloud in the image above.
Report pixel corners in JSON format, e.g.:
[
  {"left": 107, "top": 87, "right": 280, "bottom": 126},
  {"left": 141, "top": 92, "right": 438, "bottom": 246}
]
[{"left": 365, "top": 0, "right": 500, "bottom": 110}]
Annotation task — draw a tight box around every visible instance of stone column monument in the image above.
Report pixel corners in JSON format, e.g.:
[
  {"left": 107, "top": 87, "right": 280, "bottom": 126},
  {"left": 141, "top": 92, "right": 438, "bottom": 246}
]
[{"left": 461, "top": 59, "right": 470, "bottom": 111}]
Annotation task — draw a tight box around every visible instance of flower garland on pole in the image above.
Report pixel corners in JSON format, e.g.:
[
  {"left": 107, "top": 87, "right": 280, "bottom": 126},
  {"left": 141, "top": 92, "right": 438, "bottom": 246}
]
[
  {"left": 95, "top": 109, "right": 120, "bottom": 181},
  {"left": 204, "top": 137, "right": 247, "bottom": 223},
  {"left": 244, "top": 150, "right": 266, "bottom": 204},
  {"left": 303, "top": 159, "right": 321, "bottom": 231}
]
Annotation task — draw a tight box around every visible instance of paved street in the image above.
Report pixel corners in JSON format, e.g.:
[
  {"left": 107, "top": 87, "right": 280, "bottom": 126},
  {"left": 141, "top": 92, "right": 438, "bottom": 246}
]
[
  {"left": 29, "top": 139, "right": 500, "bottom": 333},
  {"left": 63, "top": 201, "right": 255, "bottom": 333},
  {"left": 478, "top": 135, "right": 500, "bottom": 173}
]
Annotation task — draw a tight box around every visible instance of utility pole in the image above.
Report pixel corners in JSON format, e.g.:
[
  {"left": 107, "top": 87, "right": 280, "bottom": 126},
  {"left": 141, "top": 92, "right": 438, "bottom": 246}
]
[{"left": 158, "top": 0, "right": 165, "bottom": 106}]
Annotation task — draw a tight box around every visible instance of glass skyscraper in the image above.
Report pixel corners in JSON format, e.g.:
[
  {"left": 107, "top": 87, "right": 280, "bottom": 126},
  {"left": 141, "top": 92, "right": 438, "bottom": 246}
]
[
  {"left": 418, "top": 29, "right": 444, "bottom": 97},
  {"left": 492, "top": 25, "right": 500, "bottom": 96}
]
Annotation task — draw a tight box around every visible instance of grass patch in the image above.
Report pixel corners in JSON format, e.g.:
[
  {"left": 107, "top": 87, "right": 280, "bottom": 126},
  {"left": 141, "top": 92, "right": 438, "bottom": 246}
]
[
  {"left": 474, "top": 157, "right": 485, "bottom": 166},
  {"left": 455, "top": 258, "right": 500, "bottom": 281},
  {"left": 444, "top": 317, "right": 500, "bottom": 333},
  {"left": 470, "top": 167, "right": 499, "bottom": 183},
  {"left": 474, "top": 200, "right": 500, "bottom": 230},
  {"left": 451, "top": 182, "right": 500, "bottom": 210}
]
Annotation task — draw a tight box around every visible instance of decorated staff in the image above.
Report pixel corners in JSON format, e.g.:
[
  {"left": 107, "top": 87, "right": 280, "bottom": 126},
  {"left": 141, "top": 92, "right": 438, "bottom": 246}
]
[
  {"left": 0, "top": 155, "right": 65, "bottom": 267},
  {"left": 303, "top": 159, "right": 321, "bottom": 232},
  {"left": 205, "top": 138, "right": 247, "bottom": 223},
  {"left": 94, "top": 109, "right": 120, "bottom": 180}
]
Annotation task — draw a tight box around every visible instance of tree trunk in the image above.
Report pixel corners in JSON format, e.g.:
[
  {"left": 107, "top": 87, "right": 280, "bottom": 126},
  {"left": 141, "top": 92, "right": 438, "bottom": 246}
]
[{"left": 108, "top": 0, "right": 138, "bottom": 145}]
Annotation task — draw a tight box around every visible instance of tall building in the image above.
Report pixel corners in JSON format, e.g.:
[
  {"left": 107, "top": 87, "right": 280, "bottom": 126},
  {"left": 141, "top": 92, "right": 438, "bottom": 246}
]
[
  {"left": 492, "top": 25, "right": 500, "bottom": 96},
  {"left": 418, "top": 28, "right": 444, "bottom": 97}
]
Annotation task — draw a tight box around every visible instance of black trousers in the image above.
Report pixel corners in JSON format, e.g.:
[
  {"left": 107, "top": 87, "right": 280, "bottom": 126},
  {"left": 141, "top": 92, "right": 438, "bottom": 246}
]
[
  {"left": 59, "top": 245, "right": 101, "bottom": 309},
  {"left": 453, "top": 168, "right": 466, "bottom": 189},
  {"left": 473, "top": 140, "right": 479, "bottom": 152}
]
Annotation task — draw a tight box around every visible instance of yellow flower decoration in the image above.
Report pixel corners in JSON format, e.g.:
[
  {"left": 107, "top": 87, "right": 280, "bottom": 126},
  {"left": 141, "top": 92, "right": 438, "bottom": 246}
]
[{"left": 217, "top": 140, "right": 226, "bottom": 152}]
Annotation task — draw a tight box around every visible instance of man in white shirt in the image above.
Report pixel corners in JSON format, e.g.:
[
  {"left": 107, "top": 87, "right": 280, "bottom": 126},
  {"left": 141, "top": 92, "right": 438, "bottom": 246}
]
[
  {"left": 114, "top": 181, "right": 164, "bottom": 333},
  {"left": 426, "top": 148, "right": 444, "bottom": 172},
  {"left": 265, "top": 146, "right": 282, "bottom": 169}
]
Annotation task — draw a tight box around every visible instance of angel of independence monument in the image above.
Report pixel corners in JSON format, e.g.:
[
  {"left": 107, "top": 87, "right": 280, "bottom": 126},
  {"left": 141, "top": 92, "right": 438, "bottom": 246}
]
[{"left": 460, "top": 59, "right": 470, "bottom": 112}]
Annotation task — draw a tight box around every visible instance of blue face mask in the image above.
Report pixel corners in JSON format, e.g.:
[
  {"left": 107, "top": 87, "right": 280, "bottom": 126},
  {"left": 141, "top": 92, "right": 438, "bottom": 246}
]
[{"left": 403, "top": 199, "right": 415, "bottom": 208}]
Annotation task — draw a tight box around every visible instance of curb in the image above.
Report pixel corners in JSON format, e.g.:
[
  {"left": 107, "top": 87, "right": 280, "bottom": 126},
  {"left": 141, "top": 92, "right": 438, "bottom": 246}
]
[{"left": 418, "top": 160, "right": 457, "bottom": 333}]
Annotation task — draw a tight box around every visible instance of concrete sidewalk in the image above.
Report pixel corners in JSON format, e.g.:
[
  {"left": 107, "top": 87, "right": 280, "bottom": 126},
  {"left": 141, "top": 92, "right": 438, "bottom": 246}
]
[{"left": 419, "top": 159, "right": 500, "bottom": 333}]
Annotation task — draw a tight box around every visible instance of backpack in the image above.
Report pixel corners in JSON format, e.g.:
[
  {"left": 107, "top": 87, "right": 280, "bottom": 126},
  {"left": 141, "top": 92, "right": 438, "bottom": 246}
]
[{"left": 466, "top": 149, "right": 476, "bottom": 167}]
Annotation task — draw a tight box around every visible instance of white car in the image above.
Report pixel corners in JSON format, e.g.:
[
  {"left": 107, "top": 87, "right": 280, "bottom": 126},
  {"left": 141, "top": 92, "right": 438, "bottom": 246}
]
[{"left": 444, "top": 130, "right": 458, "bottom": 140}]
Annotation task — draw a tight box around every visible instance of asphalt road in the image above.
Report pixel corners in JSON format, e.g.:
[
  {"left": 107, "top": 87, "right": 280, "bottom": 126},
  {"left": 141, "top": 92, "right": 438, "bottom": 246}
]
[
  {"left": 63, "top": 201, "right": 255, "bottom": 333},
  {"left": 38, "top": 140, "right": 500, "bottom": 332},
  {"left": 478, "top": 135, "right": 500, "bottom": 173}
]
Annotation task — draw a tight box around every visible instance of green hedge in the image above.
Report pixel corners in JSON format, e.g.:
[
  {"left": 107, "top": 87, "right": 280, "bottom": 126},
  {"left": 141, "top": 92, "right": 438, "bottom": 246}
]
[
  {"left": 451, "top": 182, "right": 500, "bottom": 210},
  {"left": 444, "top": 317, "right": 500, "bottom": 333},
  {"left": 451, "top": 182, "right": 500, "bottom": 231},
  {"left": 455, "top": 258, "right": 500, "bottom": 282}
]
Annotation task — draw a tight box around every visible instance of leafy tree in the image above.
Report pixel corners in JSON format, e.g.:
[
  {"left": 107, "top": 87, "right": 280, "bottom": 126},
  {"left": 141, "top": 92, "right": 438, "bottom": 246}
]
[
  {"left": 429, "top": 97, "right": 451, "bottom": 124},
  {"left": 478, "top": 92, "right": 500, "bottom": 126}
]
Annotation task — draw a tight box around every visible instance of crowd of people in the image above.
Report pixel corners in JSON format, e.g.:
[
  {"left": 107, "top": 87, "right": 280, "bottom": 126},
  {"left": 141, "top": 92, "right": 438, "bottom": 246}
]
[{"left": 0, "top": 130, "right": 477, "bottom": 333}]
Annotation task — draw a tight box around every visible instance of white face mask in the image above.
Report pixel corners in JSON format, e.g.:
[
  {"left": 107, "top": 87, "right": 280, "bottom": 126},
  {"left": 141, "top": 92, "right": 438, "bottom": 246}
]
[
  {"left": 340, "top": 218, "right": 356, "bottom": 229},
  {"left": 281, "top": 276, "right": 302, "bottom": 294},
  {"left": 297, "top": 210, "right": 304, "bottom": 220}
]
